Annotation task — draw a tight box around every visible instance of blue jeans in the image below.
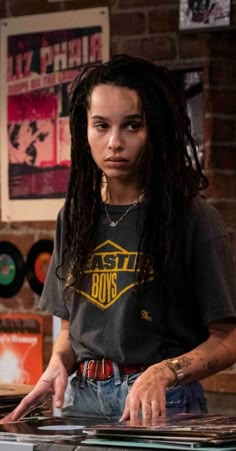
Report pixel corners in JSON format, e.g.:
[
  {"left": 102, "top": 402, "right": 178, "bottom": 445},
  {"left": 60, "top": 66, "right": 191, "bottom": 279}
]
[{"left": 62, "top": 361, "right": 208, "bottom": 421}]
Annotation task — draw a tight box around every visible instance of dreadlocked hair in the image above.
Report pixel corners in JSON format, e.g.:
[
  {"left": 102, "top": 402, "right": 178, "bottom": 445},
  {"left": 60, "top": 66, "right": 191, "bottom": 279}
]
[{"left": 58, "top": 54, "right": 208, "bottom": 298}]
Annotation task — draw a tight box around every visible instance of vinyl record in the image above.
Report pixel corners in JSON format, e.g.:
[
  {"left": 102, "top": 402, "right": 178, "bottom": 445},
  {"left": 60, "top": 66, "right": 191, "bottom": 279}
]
[
  {"left": 0, "top": 242, "right": 25, "bottom": 298},
  {"left": 0, "top": 416, "right": 96, "bottom": 439},
  {"left": 26, "top": 239, "right": 53, "bottom": 295}
]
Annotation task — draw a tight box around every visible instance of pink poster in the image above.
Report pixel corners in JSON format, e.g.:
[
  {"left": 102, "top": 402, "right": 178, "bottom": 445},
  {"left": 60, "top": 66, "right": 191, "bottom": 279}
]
[{"left": 0, "top": 8, "right": 109, "bottom": 220}]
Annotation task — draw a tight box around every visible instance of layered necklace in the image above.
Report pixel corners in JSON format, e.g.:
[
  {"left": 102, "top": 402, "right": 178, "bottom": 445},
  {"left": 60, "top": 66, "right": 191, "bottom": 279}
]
[{"left": 104, "top": 201, "right": 137, "bottom": 227}]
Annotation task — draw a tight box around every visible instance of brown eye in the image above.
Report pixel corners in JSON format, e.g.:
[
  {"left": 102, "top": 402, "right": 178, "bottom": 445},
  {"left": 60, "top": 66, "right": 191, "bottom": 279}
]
[
  {"left": 127, "top": 122, "right": 141, "bottom": 131},
  {"left": 95, "top": 122, "right": 109, "bottom": 130}
]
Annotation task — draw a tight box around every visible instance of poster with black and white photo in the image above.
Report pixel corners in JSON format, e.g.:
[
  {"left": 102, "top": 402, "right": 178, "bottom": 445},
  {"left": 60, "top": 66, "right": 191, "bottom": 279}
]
[
  {"left": 0, "top": 8, "right": 109, "bottom": 221},
  {"left": 179, "top": 0, "right": 231, "bottom": 30}
]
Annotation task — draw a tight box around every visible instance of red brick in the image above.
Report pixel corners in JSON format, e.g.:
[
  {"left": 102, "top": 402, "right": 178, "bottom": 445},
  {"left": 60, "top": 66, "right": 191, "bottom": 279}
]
[
  {"left": 208, "top": 61, "right": 236, "bottom": 86},
  {"left": 0, "top": 0, "right": 57, "bottom": 17},
  {"left": 119, "top": 0, "right": 178, "bottom": 7},
  {"left": 208, "top": 30, "right": 236, "bottom": 59},
  {"left": 228, "top": 231, "right": 236, "bottom": 270},
  {"left": 231, "top": 3, "right": 236, "bottom": 27},
  {"left": 179, "top": 33, "right": 209, "bottom": 59},
  {"left": 111, "top": 41, "right": 119, "bottom": 56},
  {"left": 20, "top": 288, "right": 37, "bottom": 310},
  {"left": 111, "top": 12, "right": 146, "bottom": 36},
  {"left": 3, "top": 234, "right": 52, "bottom": 259},
  {"left": 119, "top": 36, "right": 177, "bottom": 61},
  {"left": 0, "top": 220, "right": 55, "bottom": 231},
  {"left": 205, "top": 146, "right": 236, "bottom": 170},
  {"left": 149, "top": 8, "right": 179, "bottom": 33},
  {"left": 0, "top": 234, "right": 35, "bottom": 256},
  {"left": 205, "top": 89, "right": 236, "bottom": 116},
  {"left": 228, "top": 230, "right": 236, "bottom": 258},
  {"left": 0, "top": 0, "right": 111, "bottom": 18},
  {"left": 206, "top": 172, "right": 236, "bottom": 199},
  {"left": 37, "top": 234, "right": 54, "bottom": 244},
  {"left": 209, "top": 200, "right": 236, "bottom": 231},
  {"left": 9, "top": 221, "right": 56, "bottom": 231},
  {"left": 0, "top": 296, "right": 22, "bottom": 310},
  {"left": 42, "top": 315, "right": 53, "bottom": 336},
  {"left": 205, "top": 117, "right": 235, "bottom": 142},
  {"left": 0, "top": 285, "right": 43, "bottom": 312}
]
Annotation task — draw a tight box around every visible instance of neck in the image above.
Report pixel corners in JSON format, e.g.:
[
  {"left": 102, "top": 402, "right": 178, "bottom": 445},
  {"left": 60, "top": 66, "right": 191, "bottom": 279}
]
[{"left": 102, "top": 178, "right": 144, "bottom": 205}]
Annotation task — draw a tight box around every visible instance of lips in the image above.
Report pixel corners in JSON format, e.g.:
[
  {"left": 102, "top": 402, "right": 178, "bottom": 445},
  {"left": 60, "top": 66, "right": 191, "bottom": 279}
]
[{"left": 106, "top": 156, "right": 128, "bottom": 162}]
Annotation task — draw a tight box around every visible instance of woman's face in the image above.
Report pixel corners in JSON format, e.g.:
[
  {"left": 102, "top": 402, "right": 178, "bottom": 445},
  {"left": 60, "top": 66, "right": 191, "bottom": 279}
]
[{"left": 87, "top": 84, "right": 148, "bottom": 184}]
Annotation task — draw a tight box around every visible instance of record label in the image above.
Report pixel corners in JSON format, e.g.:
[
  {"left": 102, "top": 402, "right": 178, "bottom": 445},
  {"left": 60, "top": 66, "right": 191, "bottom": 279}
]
[
  {"left": 0, "top": 242, "right": 25, "bottom": 298},
  {"left": 34, "top": 252, "right": 52, "bottom": 284},
  {"left": 26, "top": 239, "right": 53, "bottom": 295},
  {"left": 0, "top": 255, "right": 16, "bottom": 285}
]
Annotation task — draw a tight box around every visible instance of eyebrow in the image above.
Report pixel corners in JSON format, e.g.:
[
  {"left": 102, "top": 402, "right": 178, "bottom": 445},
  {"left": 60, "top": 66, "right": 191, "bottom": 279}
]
[{"left": 90, "top": 114, "right": 143, "bottom": 121}]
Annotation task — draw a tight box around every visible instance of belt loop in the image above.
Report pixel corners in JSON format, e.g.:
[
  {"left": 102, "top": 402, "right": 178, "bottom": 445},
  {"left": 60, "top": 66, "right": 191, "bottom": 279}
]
[
  {"left": 79, "top": 360, "right": 88, "bottom": 388},
  {"left": 112, "top": 361, "right": 121, "bottom": 386}
]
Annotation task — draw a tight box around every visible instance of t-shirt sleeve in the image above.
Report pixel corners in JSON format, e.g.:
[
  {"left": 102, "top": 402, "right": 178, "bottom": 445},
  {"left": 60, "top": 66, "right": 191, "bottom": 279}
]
[
  {"left": 192, "top": 200, "right": 236, "bottom": 325},
  {"left": 37, "top": 208, "right": 69, "bottom": 320}
]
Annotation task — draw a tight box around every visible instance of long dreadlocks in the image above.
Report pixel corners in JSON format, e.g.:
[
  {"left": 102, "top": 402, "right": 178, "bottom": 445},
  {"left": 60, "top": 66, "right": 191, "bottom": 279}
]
[{"left": 58, "top": 54, "right": 208, "bottom": 298}]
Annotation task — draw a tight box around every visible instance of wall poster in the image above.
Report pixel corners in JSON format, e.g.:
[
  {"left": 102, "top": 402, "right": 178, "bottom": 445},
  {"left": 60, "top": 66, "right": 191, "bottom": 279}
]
[
  {"left": 179, "top": 0, "right": 231, "bottom": 30},
  {"left": 0, "top": 313, "right": 43, "bottom": 384},
  {"left": 0, "top": 7, "right": 109, "bottom": 221}
]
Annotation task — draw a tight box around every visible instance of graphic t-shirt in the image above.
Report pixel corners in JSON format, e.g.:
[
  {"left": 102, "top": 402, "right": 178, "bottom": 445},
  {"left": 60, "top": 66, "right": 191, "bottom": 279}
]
[{"left": 38, "top": 196, "right": 236, "bottom": 365}]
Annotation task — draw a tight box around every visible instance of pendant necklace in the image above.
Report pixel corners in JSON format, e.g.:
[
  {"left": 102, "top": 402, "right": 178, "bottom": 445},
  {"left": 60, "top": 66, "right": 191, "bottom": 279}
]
[{"left": 104, "top": 202, "right": 137, "bottom": 227}]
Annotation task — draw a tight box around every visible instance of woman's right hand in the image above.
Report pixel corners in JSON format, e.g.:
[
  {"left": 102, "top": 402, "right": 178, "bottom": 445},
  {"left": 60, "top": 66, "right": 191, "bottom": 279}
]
[{"left": 0, "top": 354, "right": 68, "bottom": 423}]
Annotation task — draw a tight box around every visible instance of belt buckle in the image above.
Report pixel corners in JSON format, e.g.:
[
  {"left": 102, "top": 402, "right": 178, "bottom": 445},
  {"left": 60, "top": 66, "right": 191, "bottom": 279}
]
[
  {"left": 86, "top": 360, "right": 95, "bottom": 380},
  {"left": 87, "top": 359, "right": 105, "bottom": 380}
]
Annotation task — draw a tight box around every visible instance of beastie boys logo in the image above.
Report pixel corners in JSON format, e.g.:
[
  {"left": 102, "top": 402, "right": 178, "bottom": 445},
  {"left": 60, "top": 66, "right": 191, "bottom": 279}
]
[{"left": 78, "top": 240, "right": 145, "bottom": 310}]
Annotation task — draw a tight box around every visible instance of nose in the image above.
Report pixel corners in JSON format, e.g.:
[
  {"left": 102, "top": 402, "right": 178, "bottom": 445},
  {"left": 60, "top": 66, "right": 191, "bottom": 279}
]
[{"left": 107, "top": 129, "right": 123, "bottom": 151}]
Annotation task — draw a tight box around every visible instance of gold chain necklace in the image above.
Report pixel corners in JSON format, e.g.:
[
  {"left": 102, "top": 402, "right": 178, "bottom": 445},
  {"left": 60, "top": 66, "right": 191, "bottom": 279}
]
[{"left": 104, "top": 202, "right": 137, "bottom": 227}]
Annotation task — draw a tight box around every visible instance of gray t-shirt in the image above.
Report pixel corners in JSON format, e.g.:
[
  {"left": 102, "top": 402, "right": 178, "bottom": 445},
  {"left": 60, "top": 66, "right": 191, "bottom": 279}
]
[{"left": 38, "top": 196, "right": 236, "bottom": 365}]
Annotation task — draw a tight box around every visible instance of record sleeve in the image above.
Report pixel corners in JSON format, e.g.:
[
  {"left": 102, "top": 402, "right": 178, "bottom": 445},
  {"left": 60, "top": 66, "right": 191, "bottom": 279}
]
[
  {"left": 0, "top": 241, "right": 25, "bottom": 297},
  {"left": 0, "top": 313, "right": 44, "bottom": 385},
  {"left": 25, "top": 239, "right": 53, "bottom": 295},
  {"left": 83, "top": 414, "right": 236, "bottom": 446},
  {"left": 0, "top": 383, "right": 34, "bottom": 397}
]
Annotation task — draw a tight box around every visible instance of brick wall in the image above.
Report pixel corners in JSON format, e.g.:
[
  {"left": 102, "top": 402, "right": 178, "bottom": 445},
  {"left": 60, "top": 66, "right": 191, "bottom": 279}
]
[{"left": 0, "top": 0, "right": 235, "bottom": 382}]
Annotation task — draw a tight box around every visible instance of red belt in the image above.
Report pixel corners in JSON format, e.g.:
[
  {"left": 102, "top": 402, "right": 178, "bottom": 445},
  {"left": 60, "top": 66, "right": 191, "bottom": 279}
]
[{"left": 77, "top": 359, "right": 148, "bottom": 381}]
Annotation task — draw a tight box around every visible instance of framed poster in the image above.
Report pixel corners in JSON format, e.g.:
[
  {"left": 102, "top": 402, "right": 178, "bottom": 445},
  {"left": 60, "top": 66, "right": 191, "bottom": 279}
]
[
  {"left": 0, "top": 7, "right": 109, "bottom": 221},
  {"left": 173, "top": 68, "right": 204, "bottom": 165},
  {"left": 179, "top": 0, "right": 231, "bottom": 30}
]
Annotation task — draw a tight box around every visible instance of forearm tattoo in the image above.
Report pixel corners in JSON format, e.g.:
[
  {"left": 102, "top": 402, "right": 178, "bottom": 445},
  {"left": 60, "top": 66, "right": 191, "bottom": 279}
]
[
  {"left": 153, "top": 364, "right": 167, "bottom": 375},
  {"left": 153, "top": 354, "right": 220, "bottom": 382},
  {"left": 207, "top": 359, "right": 220, "bottom": 372},
  {"left": 177, "top": 356, "right": 193, "bottom": 368}
]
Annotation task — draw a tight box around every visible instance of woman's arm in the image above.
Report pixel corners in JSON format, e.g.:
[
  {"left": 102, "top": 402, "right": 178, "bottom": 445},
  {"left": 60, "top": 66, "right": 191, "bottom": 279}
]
[
  {"left": 43, "top": 319, "right": 76, "bottom": 408},
  {"left": 171, "top": 319, "right": 236, "bottom": 384},
  {"left": 49, "top": 319, "right": 76, "bottom": 376},
  {"left": 120, "top": 319, "right": 236, "bottom": 422}
]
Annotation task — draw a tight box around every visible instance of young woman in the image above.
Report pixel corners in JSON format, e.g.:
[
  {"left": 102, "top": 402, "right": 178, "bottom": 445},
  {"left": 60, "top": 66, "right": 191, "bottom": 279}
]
[{"left": 2, "top": 54, "right": 236, "bottom": 423}]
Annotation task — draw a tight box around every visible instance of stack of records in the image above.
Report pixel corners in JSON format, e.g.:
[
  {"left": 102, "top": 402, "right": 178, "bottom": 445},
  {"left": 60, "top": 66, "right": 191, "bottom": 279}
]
[
  {"left": 0, "top": 384, "right": 50, "bottom": 419},
  {"left": 82, "top": 414, "right": 236, "bottom": 450}
]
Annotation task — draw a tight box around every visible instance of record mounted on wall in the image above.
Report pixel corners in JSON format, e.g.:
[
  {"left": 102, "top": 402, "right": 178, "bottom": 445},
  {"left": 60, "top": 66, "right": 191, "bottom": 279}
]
[
  {"left": 0, "top": 241, "right": 25, "bottom": 298},
  {"left": 25, "top": 239, "right": 53, "bottom": 296}
]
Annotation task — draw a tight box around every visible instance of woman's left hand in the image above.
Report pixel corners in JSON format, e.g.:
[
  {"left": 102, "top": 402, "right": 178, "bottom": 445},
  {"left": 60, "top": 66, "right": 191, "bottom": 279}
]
[
  {"left": 120, "top": 362, "right": 175, "bottom": 422},
  {"left": 120, "top": 320, "right": 236, "bottom": 422}
]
